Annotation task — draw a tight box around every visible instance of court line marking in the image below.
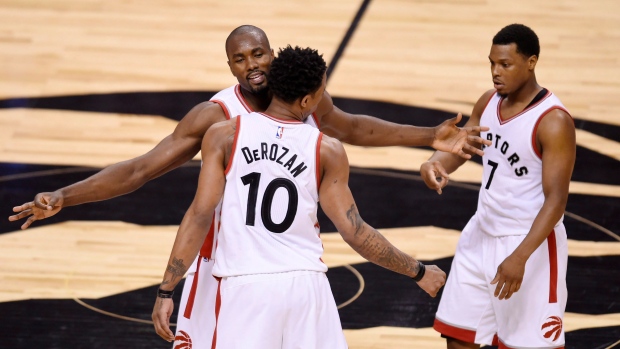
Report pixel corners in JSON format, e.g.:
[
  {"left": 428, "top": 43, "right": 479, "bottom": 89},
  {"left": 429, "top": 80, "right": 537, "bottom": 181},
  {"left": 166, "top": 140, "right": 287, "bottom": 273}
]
[{"left": 70, "top": 263, "right": 365, "bottom": 326}]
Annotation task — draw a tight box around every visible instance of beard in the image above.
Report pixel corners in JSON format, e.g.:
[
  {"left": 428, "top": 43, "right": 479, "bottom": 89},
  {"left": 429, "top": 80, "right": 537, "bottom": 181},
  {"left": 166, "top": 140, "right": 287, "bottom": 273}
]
[{"left": 249, "top": 83, "right": 270, "bottom": 96}]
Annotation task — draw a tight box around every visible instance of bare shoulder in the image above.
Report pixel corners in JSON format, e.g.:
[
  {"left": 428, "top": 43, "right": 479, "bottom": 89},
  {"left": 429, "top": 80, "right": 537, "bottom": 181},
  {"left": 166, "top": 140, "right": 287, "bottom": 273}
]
[
  {"left": 538, "top": 108, "right": 575, "bottom": 141},
  {"left": 178, "top": 101, "right": 228, "bottom": 139},
  {"left": 201, "top": 117, "right": 237, "bottom": 149},
  {"left": 320, "top": 133, "right": 348, "bottom": 169}
]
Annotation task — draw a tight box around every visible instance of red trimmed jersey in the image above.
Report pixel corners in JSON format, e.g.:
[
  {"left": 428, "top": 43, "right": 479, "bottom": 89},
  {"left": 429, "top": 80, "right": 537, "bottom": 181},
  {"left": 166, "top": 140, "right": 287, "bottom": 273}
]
[
  {"left": 213, "top": 112, "right": 325, "bottom": 277},
  {"left": 477, "top": 90, "right": 570, "bottom": 237},
  {"left": 202, "top": 85, "right": 320, "bottom": 258},
  {"left": 210, "top": 84, "right": 320, "bottom": 128}
]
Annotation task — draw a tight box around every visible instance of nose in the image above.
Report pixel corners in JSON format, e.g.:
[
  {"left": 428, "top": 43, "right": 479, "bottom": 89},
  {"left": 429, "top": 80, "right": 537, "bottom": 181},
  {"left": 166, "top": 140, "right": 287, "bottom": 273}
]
[
  {"left": 491, "top": 64, "right": 500, "bottom": 77},
  {"left": 246, "top": 56, "right": 259, "bottom": 71}
]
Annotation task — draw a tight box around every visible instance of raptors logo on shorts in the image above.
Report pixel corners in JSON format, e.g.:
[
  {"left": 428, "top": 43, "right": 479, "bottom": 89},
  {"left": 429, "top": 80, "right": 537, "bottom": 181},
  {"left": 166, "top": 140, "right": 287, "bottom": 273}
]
[
  {"left": 541, "top": 316, "right": 562, "bottom": 342},
  {"left": 174, "top": 330, "right": 192, "bottom": 349}
]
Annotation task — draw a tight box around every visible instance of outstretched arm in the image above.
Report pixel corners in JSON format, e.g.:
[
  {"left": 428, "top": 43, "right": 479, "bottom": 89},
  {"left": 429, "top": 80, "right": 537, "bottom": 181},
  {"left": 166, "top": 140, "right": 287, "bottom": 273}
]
[
  {"left": 151, "top": 119, "right": 234, "bottom": 342},
  {"left": 316, "top": 91, "right": 488, "bottom": 157},
  {"left": 9, "top": 102, "right": 228, "bottom": 229},
  {"left": 491, "top": 109, "right": 575, "bottom": 300},
  {"left": 317, "top": 135, "right": 446, "bottom": 297},
  {"left": 420, "top": 90, "right": 494, "bottom": 194}
]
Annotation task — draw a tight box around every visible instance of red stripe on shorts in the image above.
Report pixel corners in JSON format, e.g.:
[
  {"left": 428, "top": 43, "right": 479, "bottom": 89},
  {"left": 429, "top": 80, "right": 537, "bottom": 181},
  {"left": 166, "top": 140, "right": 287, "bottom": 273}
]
[
  {"left": 547, "top": 229, "right": 558, "bottom": 303},
  {"left": 433, "top": 318, "right": 476, "bottom": 343},
  {"left": 211, "top": 278, "right": 222, "bottom": 349},
  {"left": 183, "top": 257, "right": 202, "bottom": 319}
]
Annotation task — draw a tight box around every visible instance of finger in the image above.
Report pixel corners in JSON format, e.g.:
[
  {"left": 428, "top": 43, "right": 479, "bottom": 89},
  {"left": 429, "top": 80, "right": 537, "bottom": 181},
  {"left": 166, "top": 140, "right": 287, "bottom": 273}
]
[
  {"left": 457, "top": 150, "right": 473, "bottom": 160},
  {"left": 13, "top": 202, "right": 34, "bottom": 213},
  {"left": 438, "top": 173, "right": 449, "bottom": 190},
  {"left": 498, "top": 281, "right": 512, "bottom": 300},
  {"left": 156, "top": 309, "right": 174, "bottom": 341},
  {"left": 34, "top": 194, "right": 47, "bottom": 210},
  {"left": 21, "top": 216, "right": 37, "bottom": 230},
  {"left": 494, "top": 280, "right": 504, "bottom": 298},
  {"left": 515, "top": 282, "right": 521, "bottom": 293},
  {"left": 504, "top": 282, "right": 519, "bottom": 300},
  {"left": 453, "top": 112, "right": 462, "bottom": 125},
  {"left": 464, "top": 143, "right": 485, "bottom": 156},
  {"left": 467, "top": 135, "right": 492, "bottom": 146},
  {"left": 8, "top": 209, "right": 33, "bottom": 221},
  {"left": 46, "top": 196, "right": 60, "bottom": 210},
  {"left": 490, "top": 273, "right": 499, "bottom": 285}
]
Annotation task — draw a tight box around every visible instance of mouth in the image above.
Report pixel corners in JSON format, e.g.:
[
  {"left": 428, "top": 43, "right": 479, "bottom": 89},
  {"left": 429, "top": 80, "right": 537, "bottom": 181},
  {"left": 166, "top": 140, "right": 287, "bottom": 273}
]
[
  {"left": 247, "top": 71, "right": 265, "bottom": 85},
  {"left": 493, "top": 80, "right": 504, "bottom": 89}
]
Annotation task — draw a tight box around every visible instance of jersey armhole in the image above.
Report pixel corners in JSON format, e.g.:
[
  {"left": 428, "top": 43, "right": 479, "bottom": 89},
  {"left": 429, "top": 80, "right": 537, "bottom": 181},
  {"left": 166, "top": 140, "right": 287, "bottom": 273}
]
[
  {"left": 211, "top": 99, "right": 231, "bottom": 120},
  {"left": 311, "top": 112, "right": 320, "bottom": 128},
  {"left": 224, "top": 116, "right": 241, "bottom": 174},
  {"left": 315, "top": 132, "right": 323, "bottom": 191},
  {"left": 531, "top": 106, "right": 572, "bottom": 159}
]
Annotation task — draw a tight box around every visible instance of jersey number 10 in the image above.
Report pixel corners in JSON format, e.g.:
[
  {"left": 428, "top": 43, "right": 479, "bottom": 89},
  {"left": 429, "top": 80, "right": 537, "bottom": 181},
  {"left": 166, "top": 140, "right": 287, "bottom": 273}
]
[{"left": 241, "top": 172, "right": 298, "bottom": 233}]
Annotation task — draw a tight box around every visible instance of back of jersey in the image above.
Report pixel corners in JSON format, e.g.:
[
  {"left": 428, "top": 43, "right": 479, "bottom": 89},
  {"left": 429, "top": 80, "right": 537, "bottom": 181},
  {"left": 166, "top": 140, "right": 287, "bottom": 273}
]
[{"left": 212, "top": 112, "right": 326, "bottom": 277}]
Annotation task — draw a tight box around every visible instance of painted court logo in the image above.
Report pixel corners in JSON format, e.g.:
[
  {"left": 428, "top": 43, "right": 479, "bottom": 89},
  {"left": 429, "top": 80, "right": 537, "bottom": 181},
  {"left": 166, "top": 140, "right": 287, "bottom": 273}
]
[
  {"left": 541, "top": 316, "right": 562, "bottom": 342},
  {"left": 174, "top": 330, "right": 192, "bottom": 349},
  {"left": 276, "top": 126, "right": 284, "bottom": 139}
]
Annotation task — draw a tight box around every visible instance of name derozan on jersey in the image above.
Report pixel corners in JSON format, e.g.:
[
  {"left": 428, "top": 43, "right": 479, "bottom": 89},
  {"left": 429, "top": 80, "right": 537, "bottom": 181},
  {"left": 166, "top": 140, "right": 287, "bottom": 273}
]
[
  {"left": 484, "top": 132, "right": 529, "bottom": 177},
  {"left": 241, "top": 142, "right": 308, "bottom": 178}
]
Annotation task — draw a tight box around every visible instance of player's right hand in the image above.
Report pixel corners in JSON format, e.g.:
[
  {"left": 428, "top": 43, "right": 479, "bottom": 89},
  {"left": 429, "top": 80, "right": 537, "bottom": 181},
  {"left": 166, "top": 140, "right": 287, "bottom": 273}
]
[
  {"left": 415, "top": 264, "right": 446, "bottom": 297},
  {"left": 152, "top": 297, "right": 175, "bottom": 342},
  {"left": 420, "top": 161, "right": 449, "bottom": 195},
  {"left": 8, "top": 192, "right": 64, "bottom": 229}
]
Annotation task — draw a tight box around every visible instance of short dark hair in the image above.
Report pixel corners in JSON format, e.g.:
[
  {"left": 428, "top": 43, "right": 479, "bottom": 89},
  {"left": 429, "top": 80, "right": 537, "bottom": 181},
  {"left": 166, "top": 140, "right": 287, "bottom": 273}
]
[
  {"left": 267, "top": 45, "right": 327, "bottom": 103},
  {"left": 225, "top": 25, "right": 271, "bottom": 54},
  {"left": 493, "top": 24, "right": 540, "bottom": 58}
]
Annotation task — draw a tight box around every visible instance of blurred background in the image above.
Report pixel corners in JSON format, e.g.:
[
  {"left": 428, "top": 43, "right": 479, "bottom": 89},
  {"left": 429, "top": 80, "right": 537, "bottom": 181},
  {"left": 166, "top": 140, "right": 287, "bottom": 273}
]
[{"left": 0, "top": 0, "right": 618, "bottom": 348}]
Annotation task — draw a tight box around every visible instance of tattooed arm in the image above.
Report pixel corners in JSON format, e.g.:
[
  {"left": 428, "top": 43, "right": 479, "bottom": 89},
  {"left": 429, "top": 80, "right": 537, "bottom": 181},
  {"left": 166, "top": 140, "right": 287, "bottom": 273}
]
[
  {"left": 317, "top": 135, "right": 446, "bottom": 297},
  {"left": 152, "top": 118, "right": 235, "bottom": 342}
]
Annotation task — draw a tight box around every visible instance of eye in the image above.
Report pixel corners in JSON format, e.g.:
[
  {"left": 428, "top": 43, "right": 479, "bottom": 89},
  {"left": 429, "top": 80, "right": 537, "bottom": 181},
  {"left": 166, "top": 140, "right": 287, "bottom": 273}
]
[
  {"left": 255, "top": 53, "right": 263, "bottom": 58},
  {"left": 503, "top": 63, "right": 509, "bottom": 68},
  {"left": 235, "top": 58, "right": 244, "bottom": 63}
]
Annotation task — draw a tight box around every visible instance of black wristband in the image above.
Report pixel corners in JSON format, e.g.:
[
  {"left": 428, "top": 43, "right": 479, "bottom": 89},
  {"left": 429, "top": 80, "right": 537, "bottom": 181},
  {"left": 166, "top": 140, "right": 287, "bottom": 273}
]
[
  {"left": 157, "top": 288, "right": 174, "bottom": 298},
  {"left": 412, "top": 262, "right": 426, "bottom": 282}
]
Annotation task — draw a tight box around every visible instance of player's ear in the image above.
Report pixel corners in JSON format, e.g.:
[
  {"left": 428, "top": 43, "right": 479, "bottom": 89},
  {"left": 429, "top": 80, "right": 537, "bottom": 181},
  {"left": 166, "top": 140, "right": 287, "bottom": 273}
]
[
  {"left": 528, "top": 55, "right": 538, "bottom": 71},
  {"left": 300, "top": 94, "right": 311, "bottom": 109}
]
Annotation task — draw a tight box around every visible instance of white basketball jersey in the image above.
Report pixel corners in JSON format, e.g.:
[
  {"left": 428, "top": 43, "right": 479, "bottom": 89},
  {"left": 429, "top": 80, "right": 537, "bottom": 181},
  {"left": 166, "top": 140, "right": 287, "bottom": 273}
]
[
  {"left": 210, "top": 84, "right": 320, "bottom": 128},
  {"left": 212, "top": 112, "right": 326, "bottom": 277},
  {"left": 200, "top": 85, "right": 320, "bottom": 258},
  {"left": 476, "top": 90, "right": 570, "bottom": 237}
]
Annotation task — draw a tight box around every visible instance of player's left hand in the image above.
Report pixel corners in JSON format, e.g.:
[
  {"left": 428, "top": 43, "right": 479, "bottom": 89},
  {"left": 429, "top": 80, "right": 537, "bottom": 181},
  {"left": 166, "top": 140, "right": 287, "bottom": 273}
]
[
  {"left": 490, "top": 254, "right": 526, "bottom": 300},
  {"left": 152, "top": 297, "right": 175, "bottom": 342},
  {"left": 431, "top": 113, "right": 491, "bottom": 159}
]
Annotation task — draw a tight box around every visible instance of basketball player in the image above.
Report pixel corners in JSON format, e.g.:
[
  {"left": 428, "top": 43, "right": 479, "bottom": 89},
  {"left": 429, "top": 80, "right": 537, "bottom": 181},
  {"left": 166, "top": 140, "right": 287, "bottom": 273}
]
[
  {"left": 152, "top": 45, "right": 446, "bottom": 348},
  {"left": 9, "top": 26, "right": 488, "bottom": 348},
  {"left": 421, "top": 24, "right": 575, "bottom": 348}
]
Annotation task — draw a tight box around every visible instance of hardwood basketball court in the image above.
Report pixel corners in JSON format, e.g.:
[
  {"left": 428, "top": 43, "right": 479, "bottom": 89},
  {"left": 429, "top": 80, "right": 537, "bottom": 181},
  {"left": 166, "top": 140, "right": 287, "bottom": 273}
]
[{"left": 1, "top": 1, "right": 619, "bottom": 348}]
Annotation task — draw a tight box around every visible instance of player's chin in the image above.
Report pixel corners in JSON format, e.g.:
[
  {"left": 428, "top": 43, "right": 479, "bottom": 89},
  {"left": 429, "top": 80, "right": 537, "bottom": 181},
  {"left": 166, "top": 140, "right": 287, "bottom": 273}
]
[{"left": 250, "top": 82, "right": 269, "bottom": 94}]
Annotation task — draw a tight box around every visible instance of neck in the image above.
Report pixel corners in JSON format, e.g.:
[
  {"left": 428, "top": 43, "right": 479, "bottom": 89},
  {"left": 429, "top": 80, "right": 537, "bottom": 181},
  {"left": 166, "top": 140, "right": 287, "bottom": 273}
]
[
  {"left": 264, "top": 98, "right": 305, "bottom": 122},
  {"left": 504, "top": 77, "right": 541, "bottom": 105},
  {"left": 239, "top": 86, "right": 272, "bottom": 112}
]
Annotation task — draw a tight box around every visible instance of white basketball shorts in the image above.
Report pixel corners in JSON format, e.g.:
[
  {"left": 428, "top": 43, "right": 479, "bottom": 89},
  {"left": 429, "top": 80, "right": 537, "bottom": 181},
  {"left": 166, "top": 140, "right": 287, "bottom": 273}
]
[
  {"left": 212, "top": 270, "right": 348, "bottom": 349},
  {"left": 434, "top": 215, "right": 568, "bottom": 349}
]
